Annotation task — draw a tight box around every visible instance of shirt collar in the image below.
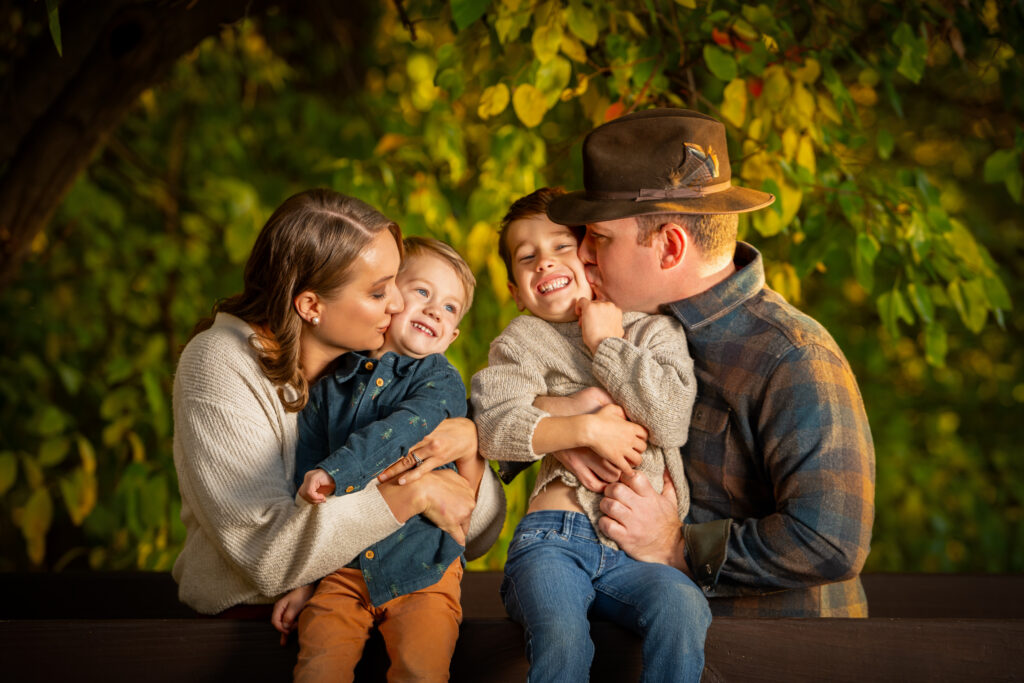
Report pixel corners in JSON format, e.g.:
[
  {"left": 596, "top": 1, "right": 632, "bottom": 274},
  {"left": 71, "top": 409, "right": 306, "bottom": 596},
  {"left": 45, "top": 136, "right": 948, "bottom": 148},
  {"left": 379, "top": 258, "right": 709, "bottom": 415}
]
[
  {"left": 330, "top": 350, "right": 421, "bottom": 382},
  {"left": 666, "top": 242, "right": 765, "bottom": 331}
]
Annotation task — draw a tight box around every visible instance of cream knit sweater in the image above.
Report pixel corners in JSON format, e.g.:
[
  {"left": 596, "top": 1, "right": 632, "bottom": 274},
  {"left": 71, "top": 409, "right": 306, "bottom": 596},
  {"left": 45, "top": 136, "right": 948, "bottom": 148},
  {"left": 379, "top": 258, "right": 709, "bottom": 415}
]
[
  {"left": 471, "top": 312, "right": 695, "bottom": 549},
  {"left": 172, "top": 313, "right": 505, "bottom": 614}
]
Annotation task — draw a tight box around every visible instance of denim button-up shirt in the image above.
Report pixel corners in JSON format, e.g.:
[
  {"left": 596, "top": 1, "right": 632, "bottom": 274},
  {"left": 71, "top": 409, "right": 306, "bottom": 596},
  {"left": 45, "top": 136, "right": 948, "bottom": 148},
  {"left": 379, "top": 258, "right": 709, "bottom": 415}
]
[{"left": 295, "top": 350, "right": 467, "bottom": 606}]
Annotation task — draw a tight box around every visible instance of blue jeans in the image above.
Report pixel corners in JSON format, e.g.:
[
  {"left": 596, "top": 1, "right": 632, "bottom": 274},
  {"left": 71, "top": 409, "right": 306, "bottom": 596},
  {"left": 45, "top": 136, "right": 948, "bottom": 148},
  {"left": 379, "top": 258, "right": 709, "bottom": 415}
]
[{"left": 501, "top": 511, "right": 711, "bottom": 683}]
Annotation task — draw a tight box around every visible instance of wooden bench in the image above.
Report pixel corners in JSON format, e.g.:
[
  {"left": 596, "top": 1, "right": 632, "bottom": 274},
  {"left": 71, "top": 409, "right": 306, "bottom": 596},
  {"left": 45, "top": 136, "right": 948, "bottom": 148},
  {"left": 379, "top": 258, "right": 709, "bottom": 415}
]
[{"left": 2, "top": 572, "right": 1022, "bottom": 681}]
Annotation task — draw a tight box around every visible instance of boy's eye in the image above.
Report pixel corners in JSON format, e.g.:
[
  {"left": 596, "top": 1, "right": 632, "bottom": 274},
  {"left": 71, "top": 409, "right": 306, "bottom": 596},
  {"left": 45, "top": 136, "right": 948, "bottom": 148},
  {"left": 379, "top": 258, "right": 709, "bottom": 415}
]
[
  {"left": 415, "top": 287, "right": 429, "bottom": 297},
  {"left": 445, "top": 304, "right": 457, "bottom": 314},
  {"left": 557, "top": 243, "right": 573, "bottom": 250},
  {"left": 518, "top": 253, "right": 535, "bottom": 263}
]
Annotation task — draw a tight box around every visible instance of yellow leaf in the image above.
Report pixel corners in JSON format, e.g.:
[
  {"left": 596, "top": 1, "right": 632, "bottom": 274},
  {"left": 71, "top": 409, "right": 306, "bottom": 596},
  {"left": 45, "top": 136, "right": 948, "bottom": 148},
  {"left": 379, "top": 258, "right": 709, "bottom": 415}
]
[
  {"left": 513, "top": 84, "right": 548, "bottom": 127},
  {"left": 466, "top": 221, "right": 496, "bottom": 272},
  {"left": 488, "top": 251, "right": 511, "bottom": 303},
  {"left": 848, "top": 83, "right": 878, "bottom": 107},
  {"left": 60, "top": 467, "right": 97, "bottom": 526},
  {"left": 793, "top": 58, "right": 821, "bottom": 83},
  {"left": 721, "top": 79, "right": 748, "bottom": 128},
  {"left": 782, "top": 127, "right": 799, "bottom": 161},
  {"left": 532, "top": 23, "right": 564, "bottom": 63},
  {"left": 21, "top": 488, "right": 53, "bottom": 565},
  {"left": 792, "top": 83, "right": 816, "bottom": 123},
  {"left": 622, "top": 11, "right": 647, "bottom": 37},
  {"left": 21, "top": 454, "right": 44, "bottom": 489},
  {"left": 76, "top": 435, "right": 96, "bottom": 474},
  {"left": 761, "top": 66, "right": 790, "bottom": 107},
  {"left": 374, "top": 133, "right": 408, "bottom": 155},
  {"left": 796, "top": 134, "right": 816, "bottom": 174},
  {"left": 560, "top": 32, "right": 588, "bottom": 63},
  {"left": 129, "top": 431, "right": 146, "bottom": 463},
  {"left": 817, "top": 93, "right": 842, "bottom": 124},
  {"left": 477, "top": 83, "right": 511, "bottom": 119},
  {"left": 673, "top": 0, "right": 696, "bottom": 8},
  {"left": 769, "top": 263, "right": 802, "bottom": 303}
]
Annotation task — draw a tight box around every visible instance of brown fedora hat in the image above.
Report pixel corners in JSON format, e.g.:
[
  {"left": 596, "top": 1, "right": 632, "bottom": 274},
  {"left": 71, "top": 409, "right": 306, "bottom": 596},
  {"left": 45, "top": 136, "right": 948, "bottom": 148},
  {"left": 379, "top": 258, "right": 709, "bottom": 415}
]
[{"left": 548, "top": 108, "right": 774, "bottom": 225}]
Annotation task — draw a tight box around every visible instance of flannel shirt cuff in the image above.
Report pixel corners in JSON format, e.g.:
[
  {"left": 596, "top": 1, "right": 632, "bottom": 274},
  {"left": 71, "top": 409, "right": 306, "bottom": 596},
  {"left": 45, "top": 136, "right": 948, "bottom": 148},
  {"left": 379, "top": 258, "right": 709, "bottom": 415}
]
[{"left": 683, "top": 518, "right": 731, "bottom": 590}]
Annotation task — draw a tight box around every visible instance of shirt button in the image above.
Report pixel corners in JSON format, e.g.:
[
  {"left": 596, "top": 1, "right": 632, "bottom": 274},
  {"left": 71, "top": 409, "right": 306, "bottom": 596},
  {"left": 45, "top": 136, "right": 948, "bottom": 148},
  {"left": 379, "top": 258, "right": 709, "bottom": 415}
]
[
  {"left": 375, "top": 378, "right": 384, "bottom": 387},
  {"left": 345, "top": 485, "right": 354, "bottom": 493},
  {"left": 365, "top": 550, "right": 375, "bottom": 559},
  {"left": 704, "top": 564, "right": 712, "bottom": 575},
  {"left": 364, "top": 361, "right": 374, "bottom": 370}
]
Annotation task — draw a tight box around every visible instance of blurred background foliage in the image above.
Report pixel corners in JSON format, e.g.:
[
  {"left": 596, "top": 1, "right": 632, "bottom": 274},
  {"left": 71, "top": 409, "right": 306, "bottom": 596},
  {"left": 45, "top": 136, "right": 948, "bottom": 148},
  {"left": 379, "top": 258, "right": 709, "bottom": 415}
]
[{"left": 0, "top": 0, "right": 1022, "bottom": 574}]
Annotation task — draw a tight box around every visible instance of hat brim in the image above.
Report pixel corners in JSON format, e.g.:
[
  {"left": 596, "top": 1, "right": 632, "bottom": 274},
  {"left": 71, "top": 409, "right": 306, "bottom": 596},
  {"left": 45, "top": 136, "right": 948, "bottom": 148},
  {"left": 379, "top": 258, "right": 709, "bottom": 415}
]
[{"left": 547, "top": 186, "right": 775, "bottom": 225}]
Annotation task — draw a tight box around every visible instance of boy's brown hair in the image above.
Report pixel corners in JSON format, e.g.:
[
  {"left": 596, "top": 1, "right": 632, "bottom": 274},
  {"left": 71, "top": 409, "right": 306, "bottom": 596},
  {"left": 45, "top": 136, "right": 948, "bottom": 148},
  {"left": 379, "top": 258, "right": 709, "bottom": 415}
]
[
  {"left": 498, "top": 187, "right": 571, "bottom": 285},
  {"left": 401, "top": 236, "right": 476, "bottom": 321}
]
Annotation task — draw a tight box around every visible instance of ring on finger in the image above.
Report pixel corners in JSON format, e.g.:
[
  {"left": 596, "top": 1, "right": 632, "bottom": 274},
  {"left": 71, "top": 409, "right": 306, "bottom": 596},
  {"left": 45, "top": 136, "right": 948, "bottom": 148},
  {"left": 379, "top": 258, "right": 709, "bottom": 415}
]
[{"left": 412, "top": 453, "right": 423, "bottom": 468}]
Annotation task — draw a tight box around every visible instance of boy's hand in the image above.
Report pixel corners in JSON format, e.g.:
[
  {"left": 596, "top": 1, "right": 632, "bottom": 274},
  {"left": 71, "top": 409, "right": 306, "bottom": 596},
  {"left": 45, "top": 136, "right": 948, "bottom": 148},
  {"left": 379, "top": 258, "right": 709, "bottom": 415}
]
[
  {"left": 271, "top": 583, "right": 316, "bottom": 646},
  {"left": 298, "top": 468, "right": 335, "bottom": 504},
  {"left": 583, "top": 404, "right": 647, "bottom": 473},
  {"left": 576, "top": 298, "right": 625, "bottom": 354},
  {"left": 552, "top": 446, "right": 623, "bottom": 493}
]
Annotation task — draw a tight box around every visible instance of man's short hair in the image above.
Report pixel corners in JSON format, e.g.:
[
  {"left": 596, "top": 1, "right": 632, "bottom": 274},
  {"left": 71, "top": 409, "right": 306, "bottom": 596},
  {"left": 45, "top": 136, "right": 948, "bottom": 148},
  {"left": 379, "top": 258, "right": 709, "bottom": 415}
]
[
  {"left": 498, "top": 187, "right": 570, "bottom": 286},
  {"left": 402, "top": 236, "right": 476, "bottom": 321},
  {"left": 634, "top": 213, "right": 739, "bottom": 261}
]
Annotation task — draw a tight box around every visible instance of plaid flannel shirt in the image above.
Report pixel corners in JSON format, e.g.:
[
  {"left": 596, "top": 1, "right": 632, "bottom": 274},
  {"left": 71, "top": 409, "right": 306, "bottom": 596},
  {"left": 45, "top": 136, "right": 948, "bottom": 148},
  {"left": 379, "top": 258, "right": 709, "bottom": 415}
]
[{"left": 672, "top": 242, "right": 875, "bottom": 618}]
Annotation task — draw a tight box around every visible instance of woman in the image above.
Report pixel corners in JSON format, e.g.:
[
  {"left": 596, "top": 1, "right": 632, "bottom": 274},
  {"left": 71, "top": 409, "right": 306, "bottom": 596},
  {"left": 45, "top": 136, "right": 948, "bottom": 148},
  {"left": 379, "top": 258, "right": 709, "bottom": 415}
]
[{"left": 172, "top": 188, "right": 504, "bottom": 614}]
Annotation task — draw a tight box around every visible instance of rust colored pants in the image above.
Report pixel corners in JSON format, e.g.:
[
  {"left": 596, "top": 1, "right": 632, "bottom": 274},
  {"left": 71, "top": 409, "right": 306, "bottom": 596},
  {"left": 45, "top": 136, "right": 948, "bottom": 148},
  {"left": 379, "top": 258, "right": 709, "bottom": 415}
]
[{"left": 294, "top": 560, "right": 463, "bottom": 683}]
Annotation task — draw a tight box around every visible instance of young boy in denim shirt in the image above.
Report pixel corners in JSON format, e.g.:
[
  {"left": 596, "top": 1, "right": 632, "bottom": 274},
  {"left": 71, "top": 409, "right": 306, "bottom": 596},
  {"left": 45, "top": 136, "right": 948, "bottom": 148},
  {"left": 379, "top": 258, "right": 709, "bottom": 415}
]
[
  {"left": 471, "top": 188, "right": 711, "bottom": 682},
  {"left": 276, "top": 237, "right": 483, "bottom": 682}
]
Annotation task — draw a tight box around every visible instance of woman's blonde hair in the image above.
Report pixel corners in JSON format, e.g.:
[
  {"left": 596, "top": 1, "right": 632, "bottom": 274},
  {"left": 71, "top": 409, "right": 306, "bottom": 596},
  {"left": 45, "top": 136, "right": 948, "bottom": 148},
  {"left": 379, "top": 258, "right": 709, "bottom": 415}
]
[{"left": 191, "top": 189, "right": 403, "bottom": 411}]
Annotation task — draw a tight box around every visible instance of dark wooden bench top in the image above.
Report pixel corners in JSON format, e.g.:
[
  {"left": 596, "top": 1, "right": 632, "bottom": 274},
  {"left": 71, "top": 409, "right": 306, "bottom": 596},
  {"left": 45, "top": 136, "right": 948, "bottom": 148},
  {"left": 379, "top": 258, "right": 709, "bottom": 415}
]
[{"left": 2, "top": 572, "right": 1023, "bottom": 681}]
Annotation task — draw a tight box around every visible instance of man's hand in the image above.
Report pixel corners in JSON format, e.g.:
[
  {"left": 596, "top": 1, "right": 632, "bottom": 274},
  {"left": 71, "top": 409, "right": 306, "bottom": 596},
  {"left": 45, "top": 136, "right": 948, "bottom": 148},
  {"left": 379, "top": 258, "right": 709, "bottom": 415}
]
[
  {"left": 298, "top": 468, "right": 335, "bottom": 504},
  {"left": 377, "top": 417, "right": 478, "bottom": 485},
  {"left": 598, "top": 470, "right": 688, "bottom": 571},
  {"left": 576, "top": 298, "right": 625, "bottom": 354},
  {"left": 552, "top": 446, "right": 622, "bottom": 493}
]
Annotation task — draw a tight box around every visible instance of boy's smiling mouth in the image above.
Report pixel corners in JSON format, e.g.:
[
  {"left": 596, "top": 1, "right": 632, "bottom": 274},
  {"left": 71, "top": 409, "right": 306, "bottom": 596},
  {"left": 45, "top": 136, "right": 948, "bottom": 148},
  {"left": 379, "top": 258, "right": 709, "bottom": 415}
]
[
  {"left": 537, "top": 275, "right": 570, "bottom": 294},
  {"left": 410, "top": 320, "right": 437, "bottom": 336}
]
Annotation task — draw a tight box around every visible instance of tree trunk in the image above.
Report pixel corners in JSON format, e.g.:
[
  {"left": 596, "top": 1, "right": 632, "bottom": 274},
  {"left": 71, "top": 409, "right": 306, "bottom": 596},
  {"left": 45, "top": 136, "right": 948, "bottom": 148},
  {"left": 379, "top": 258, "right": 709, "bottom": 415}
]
[{"left": 0, "top": 0, "right": 273, "bottom": 288}]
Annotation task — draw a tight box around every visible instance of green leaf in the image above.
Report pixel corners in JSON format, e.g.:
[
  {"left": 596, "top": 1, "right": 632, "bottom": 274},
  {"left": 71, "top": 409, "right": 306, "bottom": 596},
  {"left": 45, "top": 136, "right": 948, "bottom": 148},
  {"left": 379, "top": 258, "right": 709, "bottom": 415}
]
[
  {"left": 703, "top": 45, "right": 737, "bottom": 82},
  {"left": 983, "top": 149, "right": 1017, "bottom": 183},
  {"left": 924, "top": 325, "right": 948, "bottom": 367},
  {"left": 961, "top": 279, "right": 990, "bottom": 333},
  {"left": 0, "top": 452, "right": 17, "bottom": 496},
  {"left": 532, "top": 22, "right": 564, "bottom": 64},
  {"left": 45, "top": 0, "right": 62, "bottom": 57},
  {"left": 20, "top": 488, "right": 53, "bottom": 565},
  {"left": 855, "top": 232, "right": 880, "bottom": 293},
  {"left": 878, "top": 288, "right": 913, "bottom": 338},
  {"left": 450, "top": 0, "right": 492, "bottom": 31},
  {"left": 983, "top": 276, "right": 1012, "bottom": 311},
  {"left": 877, "top": 129, "right": 894, "bottom": 160},
  {"left": 567, "top": 0, "right": 598, "bottom": 46},
  {"left": 38, "top": 437, "right": 71, "bottom": 467},
  {"left": 894, "top": 22, "right": 926, "bottom": 84},
  {"left": 535, "top": 55, "right": 572, "bottom": 107},
  {"left": 907, "top": 281, "right": 934, "bottom": 324},
  {"left": 32, "top": 405, "right": 67, "bottom": 437}
]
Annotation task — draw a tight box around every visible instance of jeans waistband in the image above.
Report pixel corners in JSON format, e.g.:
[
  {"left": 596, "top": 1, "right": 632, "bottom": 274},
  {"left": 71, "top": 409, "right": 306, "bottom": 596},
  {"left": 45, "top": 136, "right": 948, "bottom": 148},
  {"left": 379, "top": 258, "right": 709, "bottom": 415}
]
[{"left": 515, "top": 510, "right": 598, "bottom": 540}]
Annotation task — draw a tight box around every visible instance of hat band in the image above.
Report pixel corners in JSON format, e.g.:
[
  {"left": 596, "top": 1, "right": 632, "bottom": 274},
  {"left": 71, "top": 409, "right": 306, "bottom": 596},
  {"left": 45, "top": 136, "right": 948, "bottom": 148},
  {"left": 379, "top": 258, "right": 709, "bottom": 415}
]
[{"left": 588, "top": 180, "right": 732, "bottom": 202}]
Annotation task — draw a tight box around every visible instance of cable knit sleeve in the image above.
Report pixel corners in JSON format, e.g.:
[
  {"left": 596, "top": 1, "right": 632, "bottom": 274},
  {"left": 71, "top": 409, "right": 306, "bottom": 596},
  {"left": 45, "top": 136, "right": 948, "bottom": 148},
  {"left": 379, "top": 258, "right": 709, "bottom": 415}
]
[
  {"left": 172, "top": 322, "right": 402, "bottom": 613},
  {"left": 591, "top": 313, "right": 696, "bottom": 449},
  {"left": 470, "top": 319, "right": 551, "bottom": 463}
]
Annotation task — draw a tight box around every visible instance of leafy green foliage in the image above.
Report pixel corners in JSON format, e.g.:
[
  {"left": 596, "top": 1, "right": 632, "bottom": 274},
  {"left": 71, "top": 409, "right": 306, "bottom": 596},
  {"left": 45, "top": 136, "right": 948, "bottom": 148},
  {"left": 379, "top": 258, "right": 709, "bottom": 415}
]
[{"left": 1, "top": 0, "right": 1022, "bottom": 574}]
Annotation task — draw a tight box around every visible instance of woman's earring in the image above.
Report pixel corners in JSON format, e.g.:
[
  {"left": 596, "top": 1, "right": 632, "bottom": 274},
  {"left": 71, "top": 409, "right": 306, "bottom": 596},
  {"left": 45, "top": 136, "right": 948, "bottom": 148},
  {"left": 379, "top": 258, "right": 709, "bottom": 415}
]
[{"left": 311, "top": 316, "right": 320, "bottom": 326}]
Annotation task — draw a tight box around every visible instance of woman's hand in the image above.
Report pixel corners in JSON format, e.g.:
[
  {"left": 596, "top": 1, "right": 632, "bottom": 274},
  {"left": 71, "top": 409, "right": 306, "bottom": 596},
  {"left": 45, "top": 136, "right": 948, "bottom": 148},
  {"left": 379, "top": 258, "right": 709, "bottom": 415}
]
[
  {"left": 377, "top": 417, "right": 478, "bottom": 485},
  {"left": 378, "top": 468, "right": 476, "bottom": 545}
]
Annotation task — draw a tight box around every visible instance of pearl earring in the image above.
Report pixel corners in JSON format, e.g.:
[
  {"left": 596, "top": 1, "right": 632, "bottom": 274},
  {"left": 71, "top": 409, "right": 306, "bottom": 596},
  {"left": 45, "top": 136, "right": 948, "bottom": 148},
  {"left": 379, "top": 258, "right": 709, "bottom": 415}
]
[{"left": 311, "top": 316, "right": 320, "bottom": 326}]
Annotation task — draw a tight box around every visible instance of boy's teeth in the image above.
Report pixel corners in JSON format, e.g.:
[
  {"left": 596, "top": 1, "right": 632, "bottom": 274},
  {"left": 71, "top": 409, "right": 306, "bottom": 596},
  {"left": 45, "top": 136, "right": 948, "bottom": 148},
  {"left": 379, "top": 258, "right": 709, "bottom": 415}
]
[
  {"left": 538, "top": 277, "right": 569, "bottom": 293},
  {"left": 411, "top": 322, "right": 435, "bottom": 336}
]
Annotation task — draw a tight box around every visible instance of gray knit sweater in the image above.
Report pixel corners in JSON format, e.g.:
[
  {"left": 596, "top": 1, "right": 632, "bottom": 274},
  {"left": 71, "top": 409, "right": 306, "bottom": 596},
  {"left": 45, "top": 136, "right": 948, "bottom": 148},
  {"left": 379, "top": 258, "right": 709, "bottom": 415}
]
[
  {"left": 471, "top": 312, "right": 695, "bottom": 548},
  {"left": 172, "top": 313, "right": 505, "bottom": 614}
]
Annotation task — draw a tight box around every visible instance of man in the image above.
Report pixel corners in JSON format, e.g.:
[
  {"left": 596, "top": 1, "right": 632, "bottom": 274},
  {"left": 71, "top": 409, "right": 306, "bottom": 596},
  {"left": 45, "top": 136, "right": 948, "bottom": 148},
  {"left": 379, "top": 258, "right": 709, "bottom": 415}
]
[{"left": 543, "top": 108, "right": 875, "bottom": 617}]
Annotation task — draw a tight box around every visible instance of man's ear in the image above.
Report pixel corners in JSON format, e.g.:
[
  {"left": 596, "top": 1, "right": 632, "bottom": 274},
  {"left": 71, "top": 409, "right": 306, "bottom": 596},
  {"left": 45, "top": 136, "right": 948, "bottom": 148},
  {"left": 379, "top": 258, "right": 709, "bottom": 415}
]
[
  {"left": 659, "top": 222, "right": 688, "bottom": 270},
  {"left": 507, "top": 281, "right": 526, "bottom": 312},
  {"left": 294, "top": 291, "right": 321, "bottom": 323}
]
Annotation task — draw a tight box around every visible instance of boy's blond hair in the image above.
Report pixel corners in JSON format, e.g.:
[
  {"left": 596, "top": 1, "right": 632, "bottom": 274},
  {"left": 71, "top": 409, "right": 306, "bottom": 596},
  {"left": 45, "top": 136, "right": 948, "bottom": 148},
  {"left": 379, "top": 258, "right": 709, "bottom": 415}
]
[{"left": 401, "top": 236, "right": 476, "bottom": 321}]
